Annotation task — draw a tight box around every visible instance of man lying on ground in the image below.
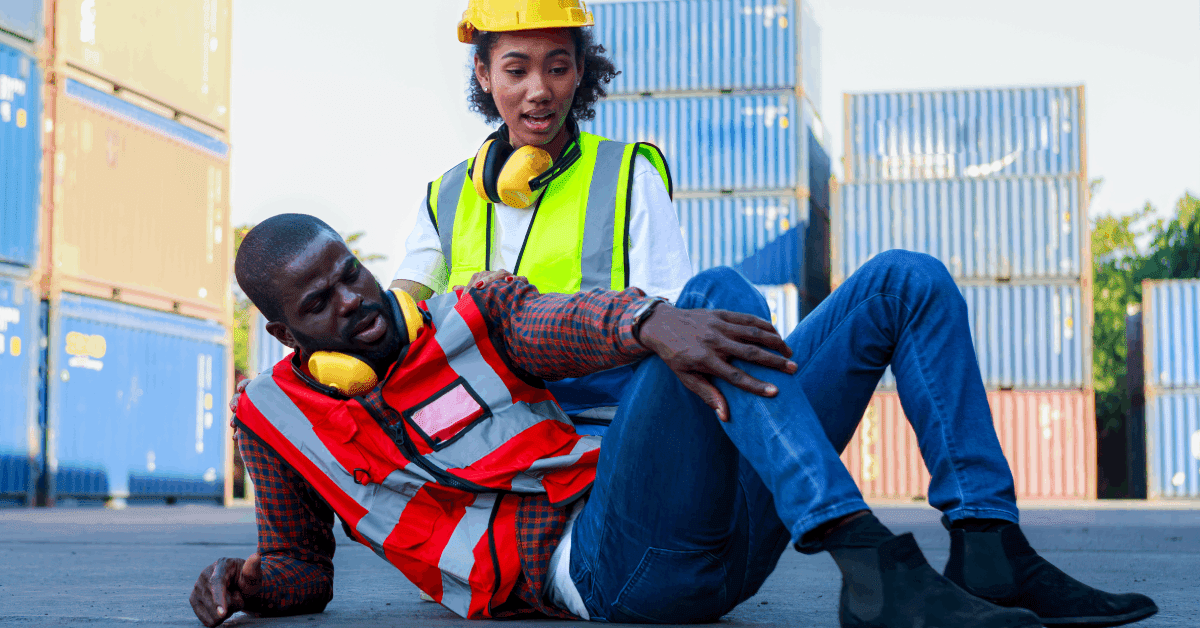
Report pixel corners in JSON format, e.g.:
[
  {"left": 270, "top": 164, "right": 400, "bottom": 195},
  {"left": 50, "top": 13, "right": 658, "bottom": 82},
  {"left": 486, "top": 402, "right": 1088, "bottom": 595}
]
[{"left": 191, "top": 213, "right": 1157, "bottom": 628}]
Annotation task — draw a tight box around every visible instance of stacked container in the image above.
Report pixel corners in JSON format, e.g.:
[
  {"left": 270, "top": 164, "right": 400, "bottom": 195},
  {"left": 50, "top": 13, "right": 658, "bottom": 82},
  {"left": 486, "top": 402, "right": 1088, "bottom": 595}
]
[
  {"left": 834, "top": 86, "right": 1095, "bottom": 500},
  {"left": 0, "top": 0, "right": 235, "bottom": 507},
  {"left": 0, "top": 1, "right": 44, "bottom": 506},
  {"left": 1142, "top": 280, "right": 1200, "bottom": 498},
  {"left": 581, "top": 0, "right": 831, "bottom": 317}
]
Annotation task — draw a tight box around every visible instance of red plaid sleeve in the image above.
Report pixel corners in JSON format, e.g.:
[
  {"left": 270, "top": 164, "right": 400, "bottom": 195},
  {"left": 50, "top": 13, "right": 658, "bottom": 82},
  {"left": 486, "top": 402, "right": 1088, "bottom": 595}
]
[
  {"left": 237, "top": 434, "right": 336, "bottom": 615},
  {"left": 468, "top": 280, "right": 655, "bottom": 381}
]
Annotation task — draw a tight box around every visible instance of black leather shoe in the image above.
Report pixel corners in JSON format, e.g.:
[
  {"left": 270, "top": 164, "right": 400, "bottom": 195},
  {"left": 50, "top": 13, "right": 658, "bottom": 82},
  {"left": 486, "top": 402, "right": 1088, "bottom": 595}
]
[
  {"left": 837, "top": 533, "right": 1043, "bottom": 628},
  {"left": 944, "top": 525, "right": 1158, "bottom": 627}
]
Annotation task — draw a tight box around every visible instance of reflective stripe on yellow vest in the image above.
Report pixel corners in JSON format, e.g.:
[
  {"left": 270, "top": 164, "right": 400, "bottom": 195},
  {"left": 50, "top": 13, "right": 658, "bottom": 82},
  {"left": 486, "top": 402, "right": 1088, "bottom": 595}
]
[{"left": 426, "top": 132, "right": 672, "bottom": 293}]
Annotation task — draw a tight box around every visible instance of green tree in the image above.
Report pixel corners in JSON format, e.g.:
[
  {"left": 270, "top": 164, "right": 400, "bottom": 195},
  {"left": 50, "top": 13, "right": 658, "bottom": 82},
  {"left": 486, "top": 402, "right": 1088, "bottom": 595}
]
[
  {"left": 1093, "top": 192, "right": 1200, "bottom": 496},
  {"left": 229, "top": 224, "right": 388, "bottom": 377}
]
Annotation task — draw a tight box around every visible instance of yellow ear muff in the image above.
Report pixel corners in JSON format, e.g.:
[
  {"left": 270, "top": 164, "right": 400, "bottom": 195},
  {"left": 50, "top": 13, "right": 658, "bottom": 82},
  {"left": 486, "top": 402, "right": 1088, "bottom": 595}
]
[
  {"left": 495, "top": 145, "right": 553, "bottom": 209},
  {"left": 308, "top": 352, "right": 378, "bottom": 397},
  {"left": 389, "top": 288, "right": 425, "bottom": 343}
]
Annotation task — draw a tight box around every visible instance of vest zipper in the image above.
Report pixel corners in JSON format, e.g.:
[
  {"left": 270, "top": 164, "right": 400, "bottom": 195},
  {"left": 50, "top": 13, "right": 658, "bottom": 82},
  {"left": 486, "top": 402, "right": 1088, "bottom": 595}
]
[
  {"left": 484, "top": 203, "right": 493, "bottom": 272},
  {"left": 511, "top": 194, "right": 545, "bottom": 277},
  {"left": 355, "top": 398, "right": 493, "bottom": 494}
]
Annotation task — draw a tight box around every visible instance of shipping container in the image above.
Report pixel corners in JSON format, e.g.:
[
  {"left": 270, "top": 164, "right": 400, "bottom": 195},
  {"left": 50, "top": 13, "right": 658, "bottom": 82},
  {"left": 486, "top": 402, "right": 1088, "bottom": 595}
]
[
  {"left": 679, "top": 194, "right": 829, "bottom": 308},
  {"left": 52, "top": 78, "right": 231, "bottom": 320},
  {"left": 755, "top": 284, "right": 799, "bottom": 338},
  {"left": 0, "top": 0, "right": 40, "bottom": 43},
  {"left": 1145, "top": 391, "right": 1200, "bottom": 498},
  {"left": 55, "top": 0, "right": 231, "bottom": 130},
  {"left": 0, "top": 273, "right": 40, "bottom": 505},
  {"left": 844, "top": 87, "right": 1084, "bottom": 183},
  {"left": 48, "top": 293, "right": 228, "bottom": 503},
  {"left": 809, "top": 127, "right": 831, "bottom": 211},
  {"left": 249, "top": 308, "right": 289, "bottom": 378},
  {"left": 0, "top": 41, "right": 40, "bottom": 268},
  {"left": 876, "top": 282, "right": 1087, "bottom": 390},
  {"left": 582, "top": 92, "right": 815, "bottom": 193},
  {"left": 835, "top": 176, "right": 1084, "bottom": 282},
  {"left": 591, "top": 0, "right": 820, "bottom": 104},
  {"left": 840, "top": 390, "right": 1096, "bottom": 500},
  {"left": 1143, "top": 280, "right": 1200, "bottom": 390}
]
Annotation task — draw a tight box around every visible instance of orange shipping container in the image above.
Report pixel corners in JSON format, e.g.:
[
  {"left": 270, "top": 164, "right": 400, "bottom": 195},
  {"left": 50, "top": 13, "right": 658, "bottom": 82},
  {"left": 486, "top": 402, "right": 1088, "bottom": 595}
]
[
  {"left": 840, "top": 390, "right": 1097, "bottom": 501},
  {"left": 50, "top": 78, "right": 230, "bottom": 320},
  {"left": 57, "top": 0, "right": 231, "bottom": 131}
]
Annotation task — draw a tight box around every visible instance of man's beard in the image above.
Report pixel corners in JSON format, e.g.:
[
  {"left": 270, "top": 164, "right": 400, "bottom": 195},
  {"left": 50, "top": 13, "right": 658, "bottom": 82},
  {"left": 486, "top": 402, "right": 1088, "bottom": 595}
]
[{"left": 291, "top": 298, "right": 402, "bottom": 368}]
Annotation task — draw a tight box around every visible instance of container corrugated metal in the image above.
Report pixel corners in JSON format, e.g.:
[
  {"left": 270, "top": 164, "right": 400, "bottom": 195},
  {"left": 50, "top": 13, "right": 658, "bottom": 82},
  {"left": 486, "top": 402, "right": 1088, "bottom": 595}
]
[
  {"left": 840, "top": 390, "right": 1096, "bottom": 500},
  {"left": 49, "top": 293, "right": 228, "bottom": 501},
  {"left": 582, "top": 92, "right": 810, "bottom": 193},
  {"left": 249, "top": 309, "right": 290, "bottom": 378},
  {"left": 877, "top": 283, "right": 1086, "bottom": 390},
  {"left": 844, "top": 87, "right": 1083, "bottom": 183},
  {"left": 0, "top": 41, "right": 40, "bottom": 268},
  {"left": 56, "top": 0, "right": 231, "bottom": 130},
  {"left": 0, "top": 0, "right": 40, "bottom": 42},
  {"left": 799, "top": 0, "right": 821, "bottom": 110},
  {"left": 0, "top": 274, "right": 38, "bottom": 504},
  {"left": 1146, "top": 392, "right": 1200, "bottom": 498},
  {"left": 835, "top": 177, "right": 1083, "bottom": 282},
  {"left": 54, "top": 78, "right": 230, "bottom": 320},
  {"left": 591, "top": 0, "right": 815, "bottom": 99},
  {"left": 678, "top": 194, "right": 830, "bottom": 308},
  {"left": 809, "top": 127, "right": 831, "bottom": 211},
  {"left": 755, "top": 284, "right": 799, "bottom": 337},
  {"left": 1143, "top": 280, "right": 1200, "bottom": 390}
]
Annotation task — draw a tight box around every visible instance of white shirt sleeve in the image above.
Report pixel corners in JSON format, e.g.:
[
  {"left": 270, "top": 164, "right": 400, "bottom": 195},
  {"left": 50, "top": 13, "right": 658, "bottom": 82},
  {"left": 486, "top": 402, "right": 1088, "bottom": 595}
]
[
  {"left": 626, "top": 155, "right": 694, "bottom": 302},
  {"left": 391, "top": 196, "right": 451, "bottom": 295}
]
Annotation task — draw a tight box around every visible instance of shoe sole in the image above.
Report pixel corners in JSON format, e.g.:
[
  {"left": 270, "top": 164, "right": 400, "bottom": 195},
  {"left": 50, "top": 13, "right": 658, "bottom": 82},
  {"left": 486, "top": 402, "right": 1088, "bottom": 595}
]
[{"left": 1039, "top": 605, "right": 1158, "bottom": 627}]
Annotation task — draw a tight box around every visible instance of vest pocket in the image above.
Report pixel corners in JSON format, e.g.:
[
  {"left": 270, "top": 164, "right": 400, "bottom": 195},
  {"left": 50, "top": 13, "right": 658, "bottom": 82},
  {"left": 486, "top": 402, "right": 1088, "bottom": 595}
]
[{"left": 402, "top": 377, "right": 492, "bottom": 451}]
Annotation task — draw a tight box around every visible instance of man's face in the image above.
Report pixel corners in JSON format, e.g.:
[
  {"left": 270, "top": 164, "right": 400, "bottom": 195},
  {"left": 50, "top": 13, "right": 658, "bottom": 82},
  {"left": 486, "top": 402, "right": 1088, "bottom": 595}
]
[{"left": 266, "top": 234, "right": 400, "bottom": 367}]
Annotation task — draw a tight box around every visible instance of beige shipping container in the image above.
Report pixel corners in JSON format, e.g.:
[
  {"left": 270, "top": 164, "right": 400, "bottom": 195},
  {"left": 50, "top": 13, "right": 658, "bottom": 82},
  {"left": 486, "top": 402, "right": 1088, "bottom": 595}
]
[
  {"left": 49, "top": 77, "right": 231, "bottom": 321},
  {"left": 57, "top": 0, "right": 231, "bottom": 131},
  {"left": 840, "top": 390, "right": 1097, "bottom": 501}
]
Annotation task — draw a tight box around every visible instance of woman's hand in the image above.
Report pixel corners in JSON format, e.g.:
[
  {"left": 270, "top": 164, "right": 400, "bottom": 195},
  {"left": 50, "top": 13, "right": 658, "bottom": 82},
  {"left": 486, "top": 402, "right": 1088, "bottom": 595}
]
[{"left": 453, "top": 269, "right": 529, "bottom": 291}]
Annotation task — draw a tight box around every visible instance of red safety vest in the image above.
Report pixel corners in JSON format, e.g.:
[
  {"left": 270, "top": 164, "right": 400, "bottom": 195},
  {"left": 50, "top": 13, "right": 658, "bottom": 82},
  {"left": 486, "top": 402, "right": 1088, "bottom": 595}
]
[{"left": 235, "top": 290, "right": 600, "bottom": 619}]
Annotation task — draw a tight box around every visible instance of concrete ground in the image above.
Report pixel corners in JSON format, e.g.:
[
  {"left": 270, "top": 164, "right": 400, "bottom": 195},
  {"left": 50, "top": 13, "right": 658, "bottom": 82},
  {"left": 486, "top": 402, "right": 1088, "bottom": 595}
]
[{"left": 1, "top": 502, "right": 1198, "bottom": 628}]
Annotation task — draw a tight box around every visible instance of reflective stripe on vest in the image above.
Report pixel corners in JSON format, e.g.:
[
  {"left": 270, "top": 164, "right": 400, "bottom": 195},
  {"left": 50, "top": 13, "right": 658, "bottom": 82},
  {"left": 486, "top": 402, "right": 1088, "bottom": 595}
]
[
  {"left": 428, "top": 132, "right": 672, "bottom": 294},
  {"left": 234, "top": 290, "right": 600, "bottom": 618}
]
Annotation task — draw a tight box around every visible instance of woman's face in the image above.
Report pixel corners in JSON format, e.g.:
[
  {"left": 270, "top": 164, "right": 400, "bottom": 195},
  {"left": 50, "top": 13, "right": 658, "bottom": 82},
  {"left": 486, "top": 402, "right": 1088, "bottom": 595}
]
[{"left": 475, "top": 29, "right": 581, "bottom": 151}]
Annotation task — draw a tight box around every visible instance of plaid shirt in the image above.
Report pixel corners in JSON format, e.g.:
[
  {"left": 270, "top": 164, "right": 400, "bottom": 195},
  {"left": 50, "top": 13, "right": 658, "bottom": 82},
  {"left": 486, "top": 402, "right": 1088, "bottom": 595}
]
[{"left": 239, "top": 280, "right": 655, "bottom": 617}]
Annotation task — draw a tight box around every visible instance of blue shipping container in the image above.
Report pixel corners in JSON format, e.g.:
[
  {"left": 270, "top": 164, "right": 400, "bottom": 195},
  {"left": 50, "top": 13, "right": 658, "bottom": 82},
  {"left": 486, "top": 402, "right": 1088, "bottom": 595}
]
[
  {"left": 1144, "top": 280, "right": 1200, "bottom": 390},
  {"left": 0, "top": 0, "right": 40, "bottom": 42},
  {"left": 0, "top": 273, "right": 38, "bottom": 504},
  {"left": 836, "top": 176, "right": 1083, "bottom": 282},
  {"left": 877, "top": 282, "right": 1086, "bottom": 390},
  {"left": 582, "top": 92, "right": 815, "bottom": 193},
  {"left": 845, "top": 87, "right": 1083, "bottom": 183},
  {"left": 591, "top": 0, "right": 820, "bottom": 104},
  {"left": 250, "top": 309, "right": 290, "bottom": 377},
  {"left": 0, "top": 40, "right": 40, "bottom": 267},
  {"left": 1146, "top": 392, "right": 1200, "bottom": 498},
  {"left": 679, "top": 194, "right": 829, "bottom": 308},
  {"left": 50, "top": 294, "right": 228, "bottom": 502}
]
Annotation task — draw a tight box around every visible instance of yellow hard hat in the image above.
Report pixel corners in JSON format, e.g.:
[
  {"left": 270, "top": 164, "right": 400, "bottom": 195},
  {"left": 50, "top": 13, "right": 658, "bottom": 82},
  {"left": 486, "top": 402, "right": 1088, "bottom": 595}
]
[{"left": 458, "top": 0, "right": 595, "bottom": 44}]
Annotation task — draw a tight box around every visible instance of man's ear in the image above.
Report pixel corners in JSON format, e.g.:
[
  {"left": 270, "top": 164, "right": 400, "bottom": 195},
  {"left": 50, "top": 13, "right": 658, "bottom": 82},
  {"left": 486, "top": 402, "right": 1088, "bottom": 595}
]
[{"left": 265, "top": 321, "right": 299, "bottom": 351}]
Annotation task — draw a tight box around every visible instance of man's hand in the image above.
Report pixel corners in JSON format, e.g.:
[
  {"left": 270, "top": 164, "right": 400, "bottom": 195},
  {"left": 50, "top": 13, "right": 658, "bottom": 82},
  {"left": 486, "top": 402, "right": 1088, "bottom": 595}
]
[
  {"left": 453, "top": 269, "right": 528, "bottom": 292},
  {"left": 637, "top": 304, "right": 797, "bottom": 422},
  {"left": 190, "top": 554, "right": 263, "bottom": 627}
]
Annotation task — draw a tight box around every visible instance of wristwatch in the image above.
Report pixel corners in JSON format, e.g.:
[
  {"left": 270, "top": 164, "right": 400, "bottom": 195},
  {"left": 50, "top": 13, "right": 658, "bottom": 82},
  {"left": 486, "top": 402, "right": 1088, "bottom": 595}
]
[{"left": 630, "top": 297, "right": 668, "bottom": 343}]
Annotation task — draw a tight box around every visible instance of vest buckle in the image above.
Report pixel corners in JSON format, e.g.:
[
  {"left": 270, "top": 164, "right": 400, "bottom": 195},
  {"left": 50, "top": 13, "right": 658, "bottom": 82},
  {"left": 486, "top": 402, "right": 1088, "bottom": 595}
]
[{"left": 352, "top": 468, "right": 371, "bottom": 485}]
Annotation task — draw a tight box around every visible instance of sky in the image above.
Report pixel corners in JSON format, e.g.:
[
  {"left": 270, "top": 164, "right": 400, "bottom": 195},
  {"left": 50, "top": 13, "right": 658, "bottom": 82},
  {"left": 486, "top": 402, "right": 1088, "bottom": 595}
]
[{"left": 230, "top": 0, "right": 1200, "bottom": 283}]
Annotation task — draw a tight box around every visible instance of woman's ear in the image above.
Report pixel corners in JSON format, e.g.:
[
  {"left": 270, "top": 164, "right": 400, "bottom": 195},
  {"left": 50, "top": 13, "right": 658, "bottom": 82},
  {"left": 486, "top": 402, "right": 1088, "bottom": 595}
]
[{"left": 474, "top": 54, "right": 491, "bottom": 94}]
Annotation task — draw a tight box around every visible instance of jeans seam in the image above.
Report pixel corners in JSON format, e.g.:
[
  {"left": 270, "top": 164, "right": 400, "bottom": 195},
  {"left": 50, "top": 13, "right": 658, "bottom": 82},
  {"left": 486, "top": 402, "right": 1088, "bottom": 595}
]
[
  {"left": 794, "top": 500, "right": 872, "bottom": 542},
  {"left": 943, "top": 506, "right": 1019, "bottom": 523}
]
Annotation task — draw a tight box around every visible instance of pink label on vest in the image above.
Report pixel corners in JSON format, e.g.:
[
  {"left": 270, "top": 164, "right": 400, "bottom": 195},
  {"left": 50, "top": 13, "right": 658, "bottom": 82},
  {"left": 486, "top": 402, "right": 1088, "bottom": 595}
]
[{"left": 413, "top": 384, "right": 485, "bottom": 443}]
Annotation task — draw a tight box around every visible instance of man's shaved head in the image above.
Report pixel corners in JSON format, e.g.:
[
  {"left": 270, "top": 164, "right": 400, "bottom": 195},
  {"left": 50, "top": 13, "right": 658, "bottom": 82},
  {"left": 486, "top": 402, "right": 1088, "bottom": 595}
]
[{"left": 235, "top": 214, "right": 341, "bottom": 322}]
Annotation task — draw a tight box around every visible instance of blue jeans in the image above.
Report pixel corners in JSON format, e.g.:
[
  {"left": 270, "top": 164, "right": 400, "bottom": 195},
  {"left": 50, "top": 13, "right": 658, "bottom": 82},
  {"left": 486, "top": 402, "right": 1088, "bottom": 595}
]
[{"left": 569, "top": 251, "right": 1019, "bottom": 623}]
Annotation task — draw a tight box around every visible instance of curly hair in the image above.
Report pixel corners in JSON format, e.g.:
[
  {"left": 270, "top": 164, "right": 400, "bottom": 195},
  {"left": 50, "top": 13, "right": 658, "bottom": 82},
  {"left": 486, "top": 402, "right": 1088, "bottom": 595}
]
[{"left": 467, "top": 28, "right": 619, "bottom": 124}]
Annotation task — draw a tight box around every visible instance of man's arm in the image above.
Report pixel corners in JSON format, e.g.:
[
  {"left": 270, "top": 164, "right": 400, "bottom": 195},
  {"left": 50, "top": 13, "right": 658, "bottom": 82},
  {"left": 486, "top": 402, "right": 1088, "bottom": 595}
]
[{"left": 190, "top": 435, "right": 335, "bottom": 626}]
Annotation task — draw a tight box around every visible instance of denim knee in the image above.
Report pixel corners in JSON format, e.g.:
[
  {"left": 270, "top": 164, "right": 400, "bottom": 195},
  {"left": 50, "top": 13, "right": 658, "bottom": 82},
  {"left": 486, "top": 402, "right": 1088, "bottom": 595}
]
[
  {"left": 865, "top": 250, "right": 957, "bottom": 297},
  {"left": 677, "top": 267, "right": 771, "bottom": 320}
]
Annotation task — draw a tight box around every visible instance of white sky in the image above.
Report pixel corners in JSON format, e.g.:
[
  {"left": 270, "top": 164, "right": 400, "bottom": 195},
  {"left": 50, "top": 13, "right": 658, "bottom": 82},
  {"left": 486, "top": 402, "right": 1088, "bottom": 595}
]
[{"left": 231, "top": 0, "right": 1200, "bottom": 283}]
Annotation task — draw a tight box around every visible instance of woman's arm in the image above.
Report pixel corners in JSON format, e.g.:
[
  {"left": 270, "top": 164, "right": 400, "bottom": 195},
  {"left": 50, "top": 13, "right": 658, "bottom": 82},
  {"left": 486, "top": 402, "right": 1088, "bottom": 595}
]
[
  {"left": 391, "top": 196, "right": 450, "bottom": 296},
  {"left": 626, "top": 154, "right": 694, "bottom": 302}
]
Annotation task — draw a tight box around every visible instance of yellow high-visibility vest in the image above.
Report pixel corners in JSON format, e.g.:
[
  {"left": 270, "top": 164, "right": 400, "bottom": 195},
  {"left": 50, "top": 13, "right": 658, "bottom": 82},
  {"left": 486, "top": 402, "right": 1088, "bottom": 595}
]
[{"left": 427, "top": 131, "right": 672, "bottom": 293}]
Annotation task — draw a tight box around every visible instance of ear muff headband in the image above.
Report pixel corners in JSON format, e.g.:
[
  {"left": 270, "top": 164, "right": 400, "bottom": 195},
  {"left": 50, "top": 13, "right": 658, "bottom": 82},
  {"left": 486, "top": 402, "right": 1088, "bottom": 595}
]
[
  {"left": 470, "top": 123, "right": 584, "bottom": 209},
  {"left": 306, "top": 289, "right": 426, "bottom": 397}
]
